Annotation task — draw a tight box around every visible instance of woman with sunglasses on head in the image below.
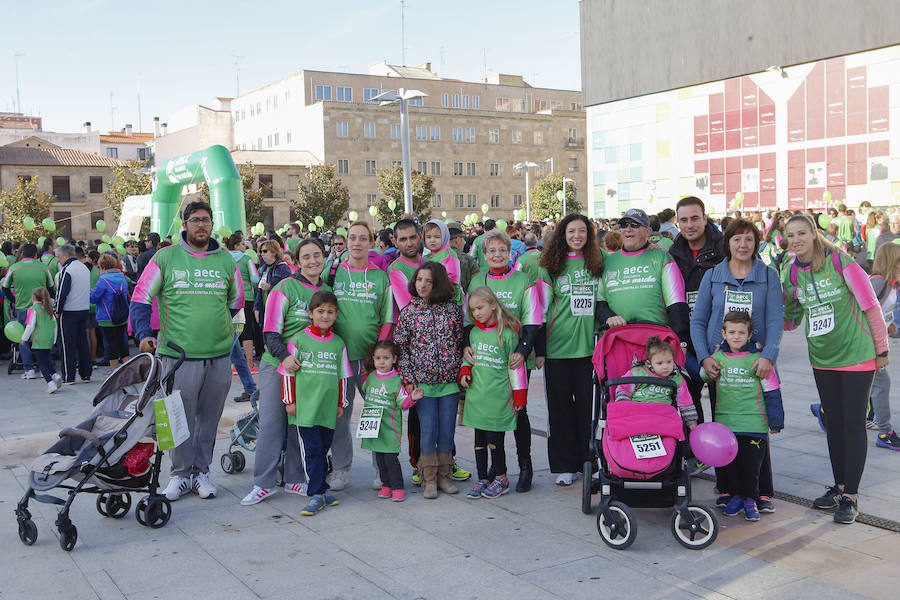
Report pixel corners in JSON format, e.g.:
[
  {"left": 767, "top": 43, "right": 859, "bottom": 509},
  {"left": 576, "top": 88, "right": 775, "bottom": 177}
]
[{"left": 254, "top": 240, "right": 292, "bottom": 330}]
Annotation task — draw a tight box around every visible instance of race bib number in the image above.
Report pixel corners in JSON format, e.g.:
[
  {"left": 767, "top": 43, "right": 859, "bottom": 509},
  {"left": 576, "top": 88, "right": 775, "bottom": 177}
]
[
  {"left": 723, "top": 290, "right": 753, "bottom": 317},
  {"left": 570, "top": 284, "right": 594, "bottom": 316},
  {"left": 808, "top": 303, "right": 835, "bottom": 337},
  {"left": 686, "top": 291, "right": 698, "bottom": 316},
  {"left": 629, "top": 434, "right": 666, "bottom": 459},
  {"left": 355, "top": 407, "right": 382, "bottom": 438}
]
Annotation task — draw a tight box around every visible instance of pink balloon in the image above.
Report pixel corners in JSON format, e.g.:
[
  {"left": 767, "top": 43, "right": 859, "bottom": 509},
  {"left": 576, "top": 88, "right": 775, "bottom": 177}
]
[{"left": 689, "top": 422, "right": 738, "bottom": 467}]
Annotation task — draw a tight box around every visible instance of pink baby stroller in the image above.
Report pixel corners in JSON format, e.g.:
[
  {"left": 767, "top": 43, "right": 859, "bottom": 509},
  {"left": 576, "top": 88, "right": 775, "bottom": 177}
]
[{"left": 582, "top": 323, "right": 718, "bottom": 550}]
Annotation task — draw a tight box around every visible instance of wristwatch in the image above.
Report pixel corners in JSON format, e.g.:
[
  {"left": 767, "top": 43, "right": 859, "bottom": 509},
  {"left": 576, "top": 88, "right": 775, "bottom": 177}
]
[{"left": 877, "top": 350, "right": 889, "bottom": 358}]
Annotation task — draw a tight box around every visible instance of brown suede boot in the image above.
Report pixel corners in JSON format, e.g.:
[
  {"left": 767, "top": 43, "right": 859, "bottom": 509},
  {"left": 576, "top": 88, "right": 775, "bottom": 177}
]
[
  {"left": 436, "top": 452, "right": 459, "bottom": 494},
  {"left": 420, "top": 453, "right": 438, "bottom": 499}
]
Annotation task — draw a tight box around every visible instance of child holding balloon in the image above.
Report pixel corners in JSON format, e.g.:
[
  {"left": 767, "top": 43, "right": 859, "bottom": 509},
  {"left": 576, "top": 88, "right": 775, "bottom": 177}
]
[
  {"left": 20, "top": 287, "right": 62, "bottom": 393},
  {"left": 701, "top": 310, "right": 783, "bottom": 521}
]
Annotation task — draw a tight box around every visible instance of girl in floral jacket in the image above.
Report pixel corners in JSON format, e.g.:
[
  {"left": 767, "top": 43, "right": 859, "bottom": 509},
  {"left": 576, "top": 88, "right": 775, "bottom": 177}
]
[{"left": 393, "top": 261, "right": 463, "bottom": 499}]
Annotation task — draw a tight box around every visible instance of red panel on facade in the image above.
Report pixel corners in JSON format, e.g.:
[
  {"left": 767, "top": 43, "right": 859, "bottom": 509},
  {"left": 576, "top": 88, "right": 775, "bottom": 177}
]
[
  {"left": 710, "top": 158, "right": 725, "bottom": 175},
  {"left": 710, "top": 112, "right": 725, "bottom": 133},
  {"left": 760, "top": 170, "right": 776, "bottom": 191},
  {"left": 726, "top": 156, "right": 742, "bottom": 173},
  {"left": 742, "top": 192, "right": 759, "bottom": 210},
  {"left": 825, "top": 56, "right": 845, "bottom": 72},
  {"left": 869, "top": 140, "right": 889, "bottom": 157},
  {"left": 807, "top": 118, "right": 825, "bottom": 140},
  {"left": 741, "top": 127, "right": 758, "bottom": 147},
  {"left": 725, "top": 109, "right": 741, "bottom": 131},
  {"left": 788, "top": 189, "right": 806, "bottom": 211},
  {"left": 846, "top": 67, "right": 867, "bottom": 111},
  {"left": 709, "top": 133, "right": 724, "bottom": 152},
  {"left": 725, "top": 129, "right": 741, "bottom": 150},
  {"left": 788, "top": 121, "right": 805, "bottom": 142},
  {"left": 694, "top": 159, "right": 709, "bottom": 174},
  {"left": 760, "top": 190, "right": 777, "bottom": 209},
  {"left": 788, "top": 150, "right": 806, "bottom": 167},
  {"left": 806, "top": 74, "right": 825, "bottom": 119},
  {"left": 827, "top": 186, "right": 846, "bottom": 202},
  {"left": 741, "top": 107, "right": 758, "bottom": 127},
  {"left": 847, "top": 111, "right": 867, "bottom": 136},
  {"left": 869, "top": 86, "right": 889, "bottom": 110},
  {"left": 827, "top": 115, "right": 845, "bottom": 138},
  {"left": 827, "top": 144, "right": 846, "bottom": 166},
  {"left": 725, "top": 172, "right": 741, "bottom": 194},
  {"left": 807, "top": 188, "right": 827, "bottom": 208},
  {"left": 807, "top": 147, "right": 825, "bottom": 163},
  {"left": 759, "top": 124, "right": 775, "bottom": 146},
  {"left": 725, "top": 78, "right": 741, "bottom": 111},
  {"left": 788, "top": 167, "right": 806, "bottom": 189},
  {"left": 759, "top": 153, "right": 776, "bottom": 171},
  {"left": 826, "top": 66, "right": 845, "bottom": 118},
  {"left": 741, "top": 76, "right": 758, "bottom": 107},
  {"left": 847, "top": 161, "right": 867, "bottom": 185},
  {"left": 847, "top": 142, "right": 866, "bottom": 162},
  {"left": 710, "top": 173, "right": 725, "bottom": 195},
  {"left": 742, "top": 154, "right": 758, "bottom": 169},
  {"left": 694, "top": 115, "right": 708, "bottom": 135},
  {"left": 788, "top": 84, "right": 805, "bottom": 121},
  {"left": 694, "top": 134, "right": 708, "bottom": 154},
  {"left": 869, "top": 108, "right": 889, "bottom": 133},
  {"left": 710, "top": 93, "right": 724, "bottom": 114}
]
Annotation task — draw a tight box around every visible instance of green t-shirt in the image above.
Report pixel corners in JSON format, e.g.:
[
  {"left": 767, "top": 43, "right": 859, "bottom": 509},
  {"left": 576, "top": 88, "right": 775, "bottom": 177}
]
[
  {"left": 285, "top": 237, "right": 301, "bottom": 256},
  {"left": 538, "top": 255, "right": 602, "bottom": 359},
  {"left": 387, "top": 255, "right": 421, "bottom": 312},
  {"left": 468, "top": 270, "right": 541, "bottom": 327},
  {"left": 599, "top": 247, "right": 686, "bottom": 326},
  {"left": 835, "top": 215, "right": 854, "bottom": 244},
  {"left": 332, "top": 262, "right": 395, "bottom": 360},
  {"left": 2, "top": 258, "right": 54, "bottom": 311},
  {"left": 516, "top": 249, "right": 542, "bottom": 285},
  {"left": 470, "top": 234, "right": 488, "bottom": 271},
  {"left": 132, "top": 243, "right": 242, "bottom": 359},
  {"left": 26, "top": 302, "right": 56, "bottom": 350},
  {"left": 41, "top": 252, "right": 59, "bottom": 280},
  {"left": 287, "top": 328, "right": 352, "bottom": 429},
  {"left": 360, "top": 370, "right": 410, "bottom": 453},
  {"left": 235, "top": 253, "right": 257, "bottom": 301},
  {"left": 621, "top": 364, "right": 683, "bottom": 404},
  {"left": 89, "top": 265, "right": 100, "bottom": 314},
  {"left": 867, "top": 226, "right": 882, "bottom": 260},
  {"left": 420, "top": 382, "right": 459, "bottom": 397},
  {"left": 261, "top": 277, "right": 331, "bottom": 367},
  {"left": 657, "top": 237, "right": 674, "bottom": 250},
  {"left": 461, "top": 324, "right": 528, "bottom": 432},
  {"left": 704, "top": 349, "right": 778, "bottom": 434}
]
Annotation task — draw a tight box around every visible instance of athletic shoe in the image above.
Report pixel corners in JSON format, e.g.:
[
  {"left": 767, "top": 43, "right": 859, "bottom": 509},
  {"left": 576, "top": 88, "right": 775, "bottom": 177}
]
[
  {"left": 744, "top": 498, "right": 761, "bottom": 521},
  {"left": 192, "top": 472, "right": 217, "bottom": 499},
  {"left": 833, "top": 496, "right": 859, "bottom": 524},
  {"left": 377, "top": 486, "right": 392, "bottom": 499},
  {"left": 241, "top": 486, "right": 277, "bottom": 505},
  {"left": 51, "top": 373, "right": 62, "bottom": 386},
  {"left": 411, "top": 468, "right": 420, "bottom": 486},
  {"left": 812, "top": 485, "right": 842, "bottom": 510},
  {"left": 162, "top": 476, "right": 191, "bottom": 501},
  {"left": 301, "top": 495, "right": 326, "bottom": 516},
  {"left": 233, "top": 393, "right": 251, "bottom": 403},
  {"left": 716, "top": 494, "right": 732, "bottom": 508},
  {"left": 81, "top": 377, "right": 91, "bottom": 384},
  {"left": 687, "top": 459, "right": 710, "bottom": 477},
  {"left": 810, "top": 403, "right": 827, "bottom": 432},
  {"left": 555, "top": 472, "right": 575, "bottom": 486},
  {"left": 285, "top": 482, "right": 308, "bottom": 496},
  {"left": 231, "top": 367, "right": 238, "bottom": 375},
  {"left": 102, "top": 368, "right": 115, "bottom": 378},
  {"left": 866, "top": 419, "right": 879, "bottom": 430},
  {"left": 21, "top": 370, "right": 36, "bottom": 380},
  {"left": 372, "top": 477, "right": 383, "bottom": 490},
  {"left": 876, "top": 430, "right": 900, "bottom": 451},
  {"left": 757, "top": 496, "right": 776, "bottom": 513},
  {"left": 47, "top": 381, "right": 59, "bottom": 394},
  {"left": 481, "top": 478, "right": 510, "bottom": 499},
  {"left": 467, "top": 480, "right": 489, "bottom": 499},
  {"left": 451, "top": 463, "right": 471, "bottom": 481},
  {"left": 327, "top": 469, "right": 349, "bottom": 491},
  {"left": 250, "top": 366, "right": 259, "bottom": 373},
  {"left": 723, "top": 495, "right": 744, "bottom": 516},
  {"left": 323, "top": 492, "right": 340, "bottom": 507},
  {"left": 391, "top": 489, "right": 405, "bottom": 502}
]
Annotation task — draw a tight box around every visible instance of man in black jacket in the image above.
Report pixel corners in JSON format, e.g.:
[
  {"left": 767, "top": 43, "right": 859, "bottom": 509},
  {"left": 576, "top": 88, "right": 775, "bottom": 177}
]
[{"left": 136, "top": 232, "right": 160, "bottom": 278}]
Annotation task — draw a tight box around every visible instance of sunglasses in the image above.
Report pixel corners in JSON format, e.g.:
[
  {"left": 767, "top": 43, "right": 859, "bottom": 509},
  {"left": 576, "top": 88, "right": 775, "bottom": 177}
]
[
  {"left": 621, "top": 221, "right": 644, "bottom": 229},
  {"left": 260, "top": 249, "right": 269, "bottom": 254}
]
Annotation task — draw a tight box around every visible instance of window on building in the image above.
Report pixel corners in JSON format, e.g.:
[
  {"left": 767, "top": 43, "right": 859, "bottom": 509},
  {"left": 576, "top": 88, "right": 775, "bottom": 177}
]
[
  {"left": 286, "top": 129, "right": 292, "bottom": 143},
  {"left": 535, "top": 164, "right": 545, "bottom": 178},
  {"left": 274, "top": 132, "right": 280, "bottom": 146},
  {"left": 454, "top": 194, "right": 464, "bottom": 208},
  {"left": 441, "top": 93, "right": 449, "bottom": 107},
  {"left": 466, "top": 194, "right": 477, "bottom": 208},
  {"left": 490, "top": 194, "right": 501, "bottom": 208},
  {"left": 431, "top": 161, "right": 441, "bottom": 176},
  {"left": 18, "top": 175, "right": 32, "bottom": 184},
  {"left": 256, "top": 101, "right": 262, "bottom": 114},
  {"left": 285, "top": 89, "right": 291, "bottom": 102},
  {"left": 571, "top": 102, "right": 582, "bottom": 111},
  {"left": 534, "top": 131, "right": 544, "bottom": 145},
  {"left": 473, "top": 96, "right": 480, "bottom": 109},
  {"left": 89, "top": 176, "right": 103, "bottom": 194},
  {"left": 337, "top": 159, "right": 349, "bottom": 175},
  {"left": 54, "top": 211, "right": 72, "bottom": 238},
  {"left": 234, "top": 110, "right": 240, "bottom": 123},
  {"left": 513, "top": 194, "right": 523, "bottom": 208},
  {"left": 415, "top": 125, "right": 427, "bottom": 140},
  {"left": 408, "top": 97, "right": 424, "bottom": 106},
  {"left": 551, "top": 100, "right": 562, "bottom": 110},
  {"left": 266, "top": 98, "right": 271, "bottom": 111},
  {"left": 511, "top": 130, "right": 522, "bottom": 144},
  {"left": 392, "top": 160, "right": 402, "bottom": 167},
  {"left": 137, "top": 147, "right": 148, "bottom": 160},
  {"left": 429, "top": 126, "right": 440, "bottom": 141},
  {"left": 416, "top": 161, "right": 427, "bottom": 175},
  {"left": 315, "top": 85, "right": 332, "bottom": 101},
  {"left": 364, "top": 88, "right": 380, "bottom": 103},
  {"left": 452, "top": 94, "right": 460, "bottom": 108},
  {"left": 488, "top": 128, "right": 499, "bottom": 143},
  {"left": 258, "top": 174, "right": 274, "bottom": 198},
  {"left": 489, "top": 163, "right": 500, "bottom": 177},
  {"left": 568, "top": 157, "right": 579, "bottom": 172},
  {"left": 366, "top": 193, "right": 377, "bottom": 206},
  {"left": 431, "top": 194, "right": 442, "bottom": 208},
  {"left": 272, "top": 95, "right": 278, "bottom": 109},
  {"left": 462, "top": 95, "right": 470, "bottom": 109},
  {"left": 538, "top": 99, "right": 547, "bottom": 111},
  {"left": 257, "top": 137, "right": 262, "bottom": 149},
  {"left": 250, "top": 104, "right": 255, "bottom": 117},
  {"left": 90, "top": 211, "right": 105, "bottom": 229},
  {"left": 567, "top": 127, "right": 577, "bottom": 142},
  {"left": 52, "top": 176, "right": 70, "bottom": 201},
  {"left": 453, "top": 162, "right": 464, "bottom": 176},
  {"left": 496, "top": 97, "right": 509, "bottom": 111},
  {"left": 452, "top": 127, "right": 463, "bottom": 142},
  {"left": 465, "top": 127, "right": 475, "bottom": 142},
  {"left": 364, "top": 122, "right": 376, "bottom": 138},
  {"left": 336, "top": 86, "right": 352, "bottom": 102},
  {"left": 390, "top": 123, "right": 401, "bottom": 139},
  {"left": 106, "top": 147, "right": 118, "bottom": 158},
  {"left": 513, "top": 165, "right": 523, "bottom": 178},
  {"left": 336, "top": 121, "right": 349, "bottom": 137},
  {"left": 267, "top": 134, "right": 273, "bottom": 148},
  {"left": 365, "top": 160, "right": 377, "bottom": 175},
  {"left": 465, "top": 162, "right": 476, "bottom": 177}
]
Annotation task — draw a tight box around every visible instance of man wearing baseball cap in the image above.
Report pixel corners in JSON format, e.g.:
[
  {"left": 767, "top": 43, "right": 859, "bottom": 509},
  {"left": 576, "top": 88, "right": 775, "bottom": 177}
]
[{"left": 596, "top": 208, "right": 690, "bottom": 342}]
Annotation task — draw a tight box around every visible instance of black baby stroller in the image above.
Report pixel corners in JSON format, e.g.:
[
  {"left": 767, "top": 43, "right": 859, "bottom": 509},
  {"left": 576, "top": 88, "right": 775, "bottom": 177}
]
[
  {"left": 582, "top": 323, "right": 718, "bottom": 550},
  {"left": 15, "top": 343, "right": 186, "bottom": 551}
]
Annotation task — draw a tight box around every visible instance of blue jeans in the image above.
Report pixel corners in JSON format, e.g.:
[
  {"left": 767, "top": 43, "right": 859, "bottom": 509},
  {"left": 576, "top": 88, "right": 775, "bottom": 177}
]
[
  {"left": 230, "top": 334, "right": 257, "bottom": 395},
  {"left": 416, "top": 393, "right": 459, "bottom": 455},
  {"left": 298, "top": 425, "right": 334, "bottom": 496},
  {"left": 16, "top": 310, "right": 34, "bottom": 370}
]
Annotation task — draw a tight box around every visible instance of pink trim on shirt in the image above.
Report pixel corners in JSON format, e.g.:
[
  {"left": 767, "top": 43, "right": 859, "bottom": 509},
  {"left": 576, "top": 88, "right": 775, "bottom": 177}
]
[
  {"left": 374, "top": 369, "right": 397, "bottom": 379},
  {"left": 814, "top": 359, "right": 876, "bottom": 372}
]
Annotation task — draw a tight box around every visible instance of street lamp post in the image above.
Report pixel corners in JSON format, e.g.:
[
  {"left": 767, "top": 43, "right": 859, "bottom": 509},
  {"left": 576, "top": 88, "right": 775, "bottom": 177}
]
[
  {"left": 371, "top": 88, "right": 428, "bottom": 215},
  {"left": 514, "top": 161, "right": 540, "bottom": 221},
  {"left": 561, "top": 177, "right": 575, "bottom": 215}
]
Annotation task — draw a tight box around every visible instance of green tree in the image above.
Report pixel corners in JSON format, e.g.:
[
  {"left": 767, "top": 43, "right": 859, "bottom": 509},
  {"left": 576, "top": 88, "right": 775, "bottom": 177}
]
[
  {"left": 373, "top": 164, "right": 434, "bottom": 226},
  {"left": 105, "top": 158, "right": 152, "bottom": 222},
  {"left": 292, "top": 163, "right": 350, "bottom": 231},
  {"left": 0, "top": 175, "right": 55, "bottom": 242},
  {"left": 529, "top": 172, "right": 581, "bottom": 220},
  {"left": 199, "top": 161, "right": 268, "bottom": 231}
]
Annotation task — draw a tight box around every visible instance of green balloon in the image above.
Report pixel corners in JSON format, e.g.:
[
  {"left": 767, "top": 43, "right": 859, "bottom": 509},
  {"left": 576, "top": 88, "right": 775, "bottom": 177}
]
[
  {"left": 102, "top": 234, "right": 111, "bottom": 243},
  {"left": 244, "top": 249, "right": 258, "bottom": 262},
  {"left": 823, "top": 190, "right": 832, "bottom": 203},
  {"left": 0, "top": 254, "right": 8, "bottom": 268},
  {"left": 42, "top": 218, "right": 56, "bottom": 232},
  {"left": 369, "top": 206, "right": 378, "bottom": 216},
  {"left": 98, "top": 243, "right": 111, "bottom": 253},
  {"left": 348, "top": 211, "right": 358, "bottom": 221},
  {"left": 95, "top": 219, "right": 106, "bottom": 232},
  {"left": 481, "top": 203, "right": 489, "bottom": 214},
  {"left": 818, "top": 214, "right": 832, "bottom": 229},
  {"left": 37, "top": 236, "right": 46, "bottom": 247},
  {"left": 308, "top": 223, "right": 317, "bottom": 232},
  {"left": 219, "top": 226, "right": 232, "bottom": 238},
  {"left": 112, "top": 236, "right": 124, "bottom": 246},
  {"left": 496, "top": 219, "right": 508, "bottom": 232},
  {"left": 115, "top": 245, "right": 126, "bottom": 255},
  {"left": 441, "top": 211, "right": 447, "bottom": 218},
  {"left": 56, "top": 237, "right": 66, "bottom": 246},
  {"left": 23, "top": 216, "right": 34, "bottom": 231},
  {"left": 255, "top": 221, "right": 264, "bottom": 232},
  {"left": 315, "top": 216, "right": 325, "bottom": 227},
  {"left": 336, "top": 227, "right": 347, "bottom": 237},
  {"left": 388, "top": 199, "right": 397, "bottom": 211},
  {"left": 390, "top": 222, "right": 397, "bottom": 229},
  {"left": 4, "top": 321, "right": 24, "bottom": 343}
]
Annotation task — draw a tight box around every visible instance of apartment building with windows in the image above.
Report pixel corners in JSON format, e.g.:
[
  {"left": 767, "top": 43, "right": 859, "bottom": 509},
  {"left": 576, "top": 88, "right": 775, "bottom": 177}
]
[{"left": 231, "top": 61, "right": 586, "bottom": 221}]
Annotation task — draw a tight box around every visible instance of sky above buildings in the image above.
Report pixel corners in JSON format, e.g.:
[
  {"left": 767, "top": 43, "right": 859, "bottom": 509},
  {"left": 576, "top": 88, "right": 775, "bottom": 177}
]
[{"left": 1, "top": 0, "right": 582, "bottom": 133}]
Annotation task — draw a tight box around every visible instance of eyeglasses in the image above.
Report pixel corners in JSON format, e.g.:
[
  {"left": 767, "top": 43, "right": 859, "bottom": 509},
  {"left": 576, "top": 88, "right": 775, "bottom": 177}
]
[
  {"left": 186, "top": 217, "right": 212, "bottom": 225},
  {"left": 486, "top": 248, "right": 509, "bottom": 255},
  {"left": 260, "top": 249, "right": 269, "bottom": 254},
  {"left": 621, "top": 221, "right": 644, "bottom": 229}
]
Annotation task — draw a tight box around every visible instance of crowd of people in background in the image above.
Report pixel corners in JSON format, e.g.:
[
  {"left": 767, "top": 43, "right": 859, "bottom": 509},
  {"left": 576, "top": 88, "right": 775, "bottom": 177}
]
[{"left": 1, "top": 198, "right": 897, "bottom": 524}]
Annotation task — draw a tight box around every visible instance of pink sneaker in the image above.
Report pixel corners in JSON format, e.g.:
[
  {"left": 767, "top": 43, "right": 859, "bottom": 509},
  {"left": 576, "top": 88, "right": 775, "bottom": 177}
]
[
  {"left": 391, "top": 489, "right": 405, "bottom": 502},
  {"left": 377, "top": 486, "right": 392, "bottom": 498}
]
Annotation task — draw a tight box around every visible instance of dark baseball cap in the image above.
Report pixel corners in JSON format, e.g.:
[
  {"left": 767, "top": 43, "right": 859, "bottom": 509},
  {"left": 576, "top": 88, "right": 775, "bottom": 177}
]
[
  {"left": 618, "top": 208, "right": 651, "bottom": 228},
  {"left": 447, "top": 222, "right": 465, "bottom": 236}
]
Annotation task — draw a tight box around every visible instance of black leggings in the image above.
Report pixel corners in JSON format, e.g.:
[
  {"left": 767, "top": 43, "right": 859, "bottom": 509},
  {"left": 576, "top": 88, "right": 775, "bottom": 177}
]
[
  {"left": 100, "top": 324, "right": 129, "bottom": 360},
  {"left": 513, "top": 371, "right": 533, "bottom": 462},
  {"left": 813, "top": 368, "right": 875, "bottom": 495},
  {"left": 374, "top": 452, "right": 403, "bottom": 489},
  {"left": 474, "top": 429, "right": 506, "bottom": 480},
  {"left": 715, "top": 435, "right": 767, "bottom": 500},
  {"left": 545, "top": 357, "right": 593, "bottom": 473}
]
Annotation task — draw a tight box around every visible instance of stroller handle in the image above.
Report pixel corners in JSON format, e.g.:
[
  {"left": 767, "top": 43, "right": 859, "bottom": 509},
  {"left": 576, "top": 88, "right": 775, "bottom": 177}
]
[
  {"left": 160, "top": 342, "right": 187, "bottom": 392},
  {"left": 595, "top": 319, "right": 677, "bottom": 336}
]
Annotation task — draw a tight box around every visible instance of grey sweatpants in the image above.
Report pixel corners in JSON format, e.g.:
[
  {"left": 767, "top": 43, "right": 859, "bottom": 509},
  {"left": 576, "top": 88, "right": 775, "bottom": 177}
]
[
  {"left": 330, "top": 359, "right": 366, "bottom": 472},
  {"left": 161, "top": 355, "right": 231, "bottom": 478},
  {"left": 871, "top": 369, "right": 893, "bottom": 434},
  {"left": 253, "top": 361, "right": 306, "bottom": 487}
]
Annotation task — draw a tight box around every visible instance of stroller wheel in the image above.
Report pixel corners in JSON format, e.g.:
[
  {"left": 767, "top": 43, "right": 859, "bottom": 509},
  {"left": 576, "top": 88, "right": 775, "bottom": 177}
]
[
  {"left": 18, "top": 519, "right": 38, "bottom": 546},
  {"left": 597, "top": 501, "right": 637, "bottom": 550},
  {"left": 221, "top": 453, "right": 235, "bottom": 474},
  {"left": 97, "top": 493, "right": 131, "bottom": 518},
  {"left": 144, "top": 497, "right": 171, "bottom": 529},
  {"left": 58, "top": 525, "right": 77, "bottom": 552},
  {"left": 232, "top": 451, "right": 246, "bottom": 473},
  {"left": 581, "top": 461, "right": 594, "bottom": 514},
  {"left": 671, "top": 503, "right": 718, "bottom": 550}
]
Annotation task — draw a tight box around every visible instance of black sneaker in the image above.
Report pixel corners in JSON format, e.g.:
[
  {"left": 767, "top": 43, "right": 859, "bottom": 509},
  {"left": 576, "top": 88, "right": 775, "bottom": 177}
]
[
  {"left": 876, "top": 430, "right": 900, "bottom": 451},
  {"left": 812, "top": 485, "right": 842, "bottom": 509},
  {"left": 833, "top": 496, "right": 859, "bottom": 524},
  {"left": 757, "top": 496, "right": 776, "bottom": 513}
]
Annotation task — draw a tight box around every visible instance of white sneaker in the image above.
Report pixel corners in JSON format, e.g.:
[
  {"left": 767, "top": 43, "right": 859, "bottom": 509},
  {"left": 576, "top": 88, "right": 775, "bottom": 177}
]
[
  {"left": 162, "top": 475, "right": 191, "bottom": 501},
  {"left": 47, "top": 381, "right": 59, "bottom": 394},
  {"left": 555, "top": 472, "right": 575, "bottom": 486},
  {"left": 285, "top": 482, "right": 308, "bottom": 496},
  {"left": 372, "top": 477, "right": 383, "bottom": 490},
  {"left": 192, "top": 472, "right": 217, "bottom": 499},
  {"left": 241, "top": 485, "right": 277, "bottom": 505},
  {"left": 21, "top": 370, "right": 36, "bottom": 380},
  {"left": 327, "top": 469, "right": 349, "bottom": 491},
  {"left": 52, "top": 373, "right": 62, "bottom": 386}
]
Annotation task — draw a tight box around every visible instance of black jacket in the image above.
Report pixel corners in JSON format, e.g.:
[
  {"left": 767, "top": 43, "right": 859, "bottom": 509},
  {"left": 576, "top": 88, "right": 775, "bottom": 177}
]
[{"left": 670, "top": 222, "right": 725, "bottom": 293}]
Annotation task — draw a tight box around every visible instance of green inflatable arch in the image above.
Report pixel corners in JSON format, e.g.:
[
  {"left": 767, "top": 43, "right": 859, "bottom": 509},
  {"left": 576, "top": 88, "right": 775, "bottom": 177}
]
[{"left": 150, "top": 145, "right": 246, "bottom": 238}]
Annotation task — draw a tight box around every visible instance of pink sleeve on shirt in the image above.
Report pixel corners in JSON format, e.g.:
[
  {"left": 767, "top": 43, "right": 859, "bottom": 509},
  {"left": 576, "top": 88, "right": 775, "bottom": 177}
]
[
  {"left": 843, "top": 262, "right": 879, "bottom": 311},
  {"left": 675, "top": 378, "right": 693, "bottom": 407}
]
